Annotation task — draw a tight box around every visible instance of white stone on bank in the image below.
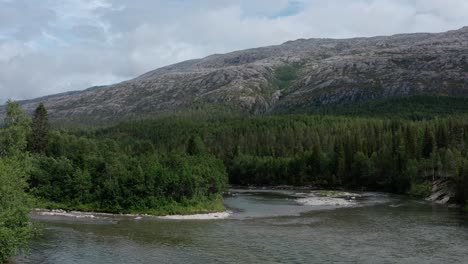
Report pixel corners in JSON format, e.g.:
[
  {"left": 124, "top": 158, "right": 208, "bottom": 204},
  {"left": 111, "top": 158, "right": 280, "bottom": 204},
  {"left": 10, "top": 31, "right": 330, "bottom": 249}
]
[
  {"left": 296, "top": 196, "right": 356, "bottom": 206},
  {"left": 33, "top": 208, "right": 231, "bottom": 220},
  {"left": 34, "top": 209, "right": 100, "bottom": 218},
  {"left": 157, "top": 211, "right": 232, "bottom": 220}
]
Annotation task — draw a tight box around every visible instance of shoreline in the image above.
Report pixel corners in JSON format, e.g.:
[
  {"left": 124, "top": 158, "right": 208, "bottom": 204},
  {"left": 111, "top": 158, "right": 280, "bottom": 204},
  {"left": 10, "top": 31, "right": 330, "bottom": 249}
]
[
  {"left": 31, "top": 208, "right": 232, "bottom": 220},
  {"left": 31, "top": 189, "right": 374, "bottom": 220}
]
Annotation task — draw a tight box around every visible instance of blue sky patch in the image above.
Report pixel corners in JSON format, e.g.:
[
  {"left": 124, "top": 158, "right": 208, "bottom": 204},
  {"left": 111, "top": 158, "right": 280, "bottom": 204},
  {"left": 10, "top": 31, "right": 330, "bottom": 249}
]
[{"left": 274, "top": 1, "right": 304, "bottom": 18}]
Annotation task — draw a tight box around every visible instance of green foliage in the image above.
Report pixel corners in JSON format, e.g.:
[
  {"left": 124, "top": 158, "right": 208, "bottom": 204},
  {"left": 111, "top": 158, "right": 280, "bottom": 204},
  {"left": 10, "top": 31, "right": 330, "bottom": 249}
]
[
  {"left": 274, "top": 64, "right": 301, "bottom": 90},
  {"left": 422, "top": 127, "right": 435, "bottom": 158},
  {"left": 455, "top": 160, "right": 468, "bottom": 206},
  {"left": 0, "top": 156, "right": 34, "bottom": 263},
  {"left": 0, "top": 101, "right": 31, "bottom": 156},
  {"left": 186, "top": 136, "right": 207, "bottom": 156},
  {"left": 4, "top": 100, "right": 31, "bottom": 128},
  {"left": 284, "top": 96, "right": 468, "bottom": 120},
  {"left": 0, "top": 101, "right": 33, "bottom": 263},
  {"left": 408, "top": 182, "right": 432, "bottom": 197},
  {"left": 29, "top": 103, "right": 49, "bottom": 153},
  {"left": 29, "top": 131, "right": 228, "bottom": 214},
  {"left": 3, "top": 99, "right": 468, "bottom": 261},
  {"left": 96, "top": 114, "right": 468, "bottom": 195}
]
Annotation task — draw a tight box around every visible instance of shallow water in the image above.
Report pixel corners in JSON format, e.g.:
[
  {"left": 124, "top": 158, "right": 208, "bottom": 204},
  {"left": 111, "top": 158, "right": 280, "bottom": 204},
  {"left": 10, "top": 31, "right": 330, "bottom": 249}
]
[{"left": 16, "top": 189, "right": 468, "bottom": 264}]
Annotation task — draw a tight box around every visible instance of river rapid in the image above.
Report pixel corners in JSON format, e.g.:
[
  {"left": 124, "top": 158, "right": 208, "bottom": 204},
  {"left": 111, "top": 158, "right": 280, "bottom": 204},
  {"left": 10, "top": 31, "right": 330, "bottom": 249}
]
[{"left": 15, "top": 189, "right": 468, "bottom": 264}]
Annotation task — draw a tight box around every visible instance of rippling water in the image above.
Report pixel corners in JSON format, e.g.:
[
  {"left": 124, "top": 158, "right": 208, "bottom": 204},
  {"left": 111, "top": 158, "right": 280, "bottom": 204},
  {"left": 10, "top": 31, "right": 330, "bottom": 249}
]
[{"left": 16, "top": 189, "right": 468, "bottom": 264}]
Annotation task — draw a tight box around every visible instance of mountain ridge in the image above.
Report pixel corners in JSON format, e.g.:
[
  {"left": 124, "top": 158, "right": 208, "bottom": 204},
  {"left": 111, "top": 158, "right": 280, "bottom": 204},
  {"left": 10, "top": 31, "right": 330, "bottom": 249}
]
[{"left": 2, "top": 27, "right": 468, "bottom": 122}]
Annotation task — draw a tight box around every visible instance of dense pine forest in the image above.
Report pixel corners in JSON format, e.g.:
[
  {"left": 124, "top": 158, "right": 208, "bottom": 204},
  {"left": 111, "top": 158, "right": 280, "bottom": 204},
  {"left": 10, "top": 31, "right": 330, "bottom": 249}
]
[
  {"left": 98, "top": 113, "right": 468, "bottom": 195},
  {"left": 1, "top": 97, "right": 468, "bottom": 262}
]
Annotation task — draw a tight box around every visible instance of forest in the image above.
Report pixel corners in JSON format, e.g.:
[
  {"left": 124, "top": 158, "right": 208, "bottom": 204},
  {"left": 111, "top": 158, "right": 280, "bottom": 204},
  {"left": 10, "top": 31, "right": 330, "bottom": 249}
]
[
  {"left": 1, "top": 98, "right": 468, "bottom": 262},
  {"left": 0, "top": 101, "right": 227, "bottom": 262},
  {"left": 100, "top": 113, "right": 468, "bottom": 196}
]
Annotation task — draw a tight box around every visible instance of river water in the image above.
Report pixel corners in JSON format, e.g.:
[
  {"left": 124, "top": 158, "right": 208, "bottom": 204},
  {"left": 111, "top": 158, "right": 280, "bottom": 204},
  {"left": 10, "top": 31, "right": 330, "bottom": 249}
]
[{"left": 16, "top": 189, "right": 468, "bottom": 264}]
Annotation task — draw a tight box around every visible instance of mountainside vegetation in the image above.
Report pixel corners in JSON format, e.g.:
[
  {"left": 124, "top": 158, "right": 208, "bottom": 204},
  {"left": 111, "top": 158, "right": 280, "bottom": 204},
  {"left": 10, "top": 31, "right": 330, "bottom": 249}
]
[{"left": 281, "top": 96, "right": 468, "bottom": 119}]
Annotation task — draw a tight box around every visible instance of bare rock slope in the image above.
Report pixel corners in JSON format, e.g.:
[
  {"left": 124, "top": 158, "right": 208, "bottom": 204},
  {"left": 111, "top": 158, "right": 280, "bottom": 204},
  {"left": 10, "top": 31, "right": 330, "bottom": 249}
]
[{"left": 10, "top": 27, "right": 468, "bottom": 122}]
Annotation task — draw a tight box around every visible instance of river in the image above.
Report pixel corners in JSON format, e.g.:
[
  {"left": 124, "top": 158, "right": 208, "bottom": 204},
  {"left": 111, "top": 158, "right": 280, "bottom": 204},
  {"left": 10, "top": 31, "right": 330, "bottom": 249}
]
[{"left": 15, "top": 189, "right": 468, "bottom": 264}]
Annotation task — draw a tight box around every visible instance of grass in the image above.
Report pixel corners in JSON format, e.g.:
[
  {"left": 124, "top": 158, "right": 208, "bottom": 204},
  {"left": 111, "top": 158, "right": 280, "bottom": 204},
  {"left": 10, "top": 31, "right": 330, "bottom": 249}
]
[
  {"left": 142, "top": 197, "right": 225, "bottom": 216},
  {"left": 33, "top": 196, "right": 225, "bottom": 216}
]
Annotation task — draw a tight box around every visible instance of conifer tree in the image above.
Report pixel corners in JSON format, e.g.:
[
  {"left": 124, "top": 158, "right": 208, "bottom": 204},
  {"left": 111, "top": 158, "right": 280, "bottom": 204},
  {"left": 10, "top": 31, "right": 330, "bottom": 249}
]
[
  {"left": 422, "top": 127, "right": 435, "bottom": 158},
  {"left": 29, "top": 103, "right": 49, "bottom": 153},
  {"left": 186, "top": 135, "right": 207, "bottom": 156},
  {"left": 436, "top": 124, "right": 449, "bottom": 149}
]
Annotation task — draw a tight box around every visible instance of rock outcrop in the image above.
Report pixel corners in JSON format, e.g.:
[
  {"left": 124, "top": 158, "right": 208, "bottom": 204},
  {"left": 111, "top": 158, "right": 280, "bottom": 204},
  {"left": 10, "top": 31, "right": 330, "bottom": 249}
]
[
  {"left": 426, "top": 180, "right": 456, "bottom": 205},
  {"left": 3, "top": 27, "right": 468, "bottom": 122}
]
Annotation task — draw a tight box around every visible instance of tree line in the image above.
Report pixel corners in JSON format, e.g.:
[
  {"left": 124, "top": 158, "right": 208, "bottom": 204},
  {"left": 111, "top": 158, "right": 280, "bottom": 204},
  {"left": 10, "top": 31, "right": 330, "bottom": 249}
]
[
  {"left": 1, "top": 99, "right": 467, "bottom": 262},
  {"left": 102, "top": 114, "right": 468, "bottom": 202},
  {"left": 0, "top": 101, "right": 228, "bottom": 262}
]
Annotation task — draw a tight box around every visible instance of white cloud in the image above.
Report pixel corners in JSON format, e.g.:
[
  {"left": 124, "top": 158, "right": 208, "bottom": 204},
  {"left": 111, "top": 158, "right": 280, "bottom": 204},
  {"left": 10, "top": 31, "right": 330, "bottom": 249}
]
[{"left": 1, "top": 0, "right": 468, "bottom": 103}]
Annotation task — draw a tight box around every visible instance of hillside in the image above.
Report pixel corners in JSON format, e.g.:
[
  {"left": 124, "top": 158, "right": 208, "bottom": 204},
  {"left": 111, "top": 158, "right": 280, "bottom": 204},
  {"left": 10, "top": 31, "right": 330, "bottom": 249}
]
[{"left": 4, "top": 27, "right": 468, "bottom": 122}]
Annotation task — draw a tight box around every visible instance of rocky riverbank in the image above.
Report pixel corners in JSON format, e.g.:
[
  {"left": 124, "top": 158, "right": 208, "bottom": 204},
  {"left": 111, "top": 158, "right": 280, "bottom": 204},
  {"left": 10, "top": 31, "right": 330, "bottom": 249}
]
[
  {"left": 426, "top": 180, "right": 456, "bottom": 205},
  {"left": 32, "top": 208, "right": 232, "bottom": 221}
]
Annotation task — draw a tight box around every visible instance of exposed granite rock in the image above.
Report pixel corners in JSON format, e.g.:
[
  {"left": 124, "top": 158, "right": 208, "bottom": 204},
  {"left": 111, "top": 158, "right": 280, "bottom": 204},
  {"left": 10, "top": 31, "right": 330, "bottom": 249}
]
[
  {"left": 2, "top": 27, "right": 468, "bottom": 122},
  {"left": 427, "top": 180, "right": 456, "bottom": 205}
]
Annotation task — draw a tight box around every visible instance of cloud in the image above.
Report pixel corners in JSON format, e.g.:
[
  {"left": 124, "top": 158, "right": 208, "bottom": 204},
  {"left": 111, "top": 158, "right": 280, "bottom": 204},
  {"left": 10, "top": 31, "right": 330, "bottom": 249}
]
[{"left": 1, "top": 0, "right": 468, "bottom": 103}]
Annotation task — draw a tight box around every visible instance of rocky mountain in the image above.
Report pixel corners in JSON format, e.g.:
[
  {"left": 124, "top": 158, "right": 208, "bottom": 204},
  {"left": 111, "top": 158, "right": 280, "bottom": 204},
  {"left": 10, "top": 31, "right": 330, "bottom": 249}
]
[{"left": 4, "top": 27, "right": 468, "bottom": 122}]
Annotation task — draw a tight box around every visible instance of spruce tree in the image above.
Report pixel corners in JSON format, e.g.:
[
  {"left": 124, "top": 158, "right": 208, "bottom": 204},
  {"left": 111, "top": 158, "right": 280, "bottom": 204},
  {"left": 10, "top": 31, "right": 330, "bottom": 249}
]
[
  {"left": 436, "top": 124, "right": 449, "bottom": 149},
  {"left": 29, "top": 103, "right": 49, "bottom": 153},
  {"left": 422, "top": 127, "right": 435, "bottom": 159},
  {"left": 186, "top": 135, "right": 206, "bottom": 156}
]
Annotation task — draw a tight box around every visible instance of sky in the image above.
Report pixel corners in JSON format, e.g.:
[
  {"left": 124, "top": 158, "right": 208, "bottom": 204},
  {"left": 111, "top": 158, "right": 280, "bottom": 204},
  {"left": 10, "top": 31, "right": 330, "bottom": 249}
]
[{"left": 1, "top": 0, "right": 468, "bottom": 103}]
